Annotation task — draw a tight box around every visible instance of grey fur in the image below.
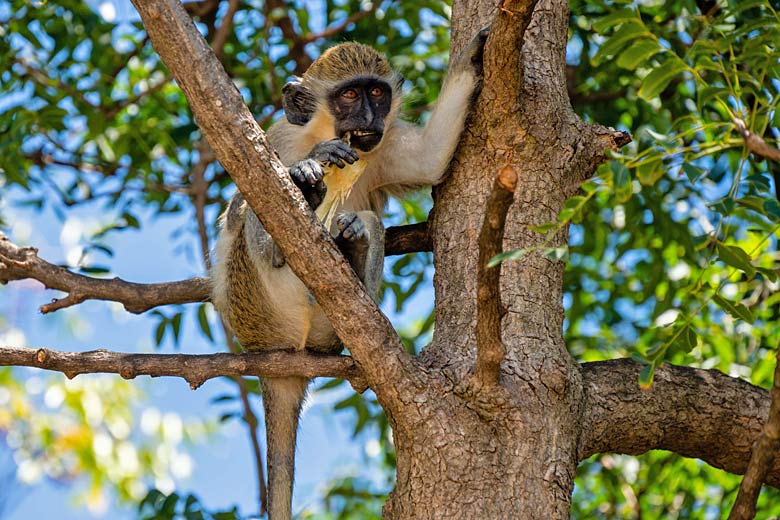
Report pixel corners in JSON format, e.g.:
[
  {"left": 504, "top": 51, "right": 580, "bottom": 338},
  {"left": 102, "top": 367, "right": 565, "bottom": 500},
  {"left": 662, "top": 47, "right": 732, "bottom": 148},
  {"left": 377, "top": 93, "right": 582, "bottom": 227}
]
[{"left": 211, "top": 34, "right": 486, "bottom": 520}]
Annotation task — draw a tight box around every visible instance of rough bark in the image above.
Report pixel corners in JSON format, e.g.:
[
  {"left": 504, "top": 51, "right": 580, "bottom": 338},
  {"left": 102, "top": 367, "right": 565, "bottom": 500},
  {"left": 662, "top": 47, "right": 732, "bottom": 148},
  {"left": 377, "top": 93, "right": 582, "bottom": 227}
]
[
  {"left": 0, "top": 345, "right": 366, "bottom": 391},
  {"left": 384, "top": 0, "right": 599, "bottom": 516},
  {"left": 579, "top": 359, "right": 780, "bottom": 486}
]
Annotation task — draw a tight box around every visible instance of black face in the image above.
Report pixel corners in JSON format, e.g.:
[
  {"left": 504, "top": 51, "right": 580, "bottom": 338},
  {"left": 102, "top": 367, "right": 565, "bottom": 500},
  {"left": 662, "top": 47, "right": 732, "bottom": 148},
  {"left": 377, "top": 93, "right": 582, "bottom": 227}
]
[{"left": 327, "top": 77, "right": 392, "bottom": 152}]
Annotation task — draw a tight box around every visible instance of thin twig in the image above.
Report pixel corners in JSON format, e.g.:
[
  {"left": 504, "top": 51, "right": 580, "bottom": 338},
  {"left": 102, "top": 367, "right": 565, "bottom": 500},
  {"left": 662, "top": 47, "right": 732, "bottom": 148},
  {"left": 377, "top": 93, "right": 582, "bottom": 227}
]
[
  {"left": 191, "top": 140, "right": 216, "bottom": 270},
  {"left": 301, "top": 4, "right": 380, "bottom": 44},
  {"left": 728, "top": 346, "right": 780, "bottom": 519},
  {"left": 473, "top": 165, "right": 517, "bottom": 387},
  {"left": 190, "top": 150, "right": 267, "bottom": 514},
  {"left": 0, "top": 345, "right": 368, "bottom": 392},
  {"left": 221, "top": 323, "right": 269, "bottom": 516},
  {"left": 212, "top": 0, "right": 241, "bottom": 62}
]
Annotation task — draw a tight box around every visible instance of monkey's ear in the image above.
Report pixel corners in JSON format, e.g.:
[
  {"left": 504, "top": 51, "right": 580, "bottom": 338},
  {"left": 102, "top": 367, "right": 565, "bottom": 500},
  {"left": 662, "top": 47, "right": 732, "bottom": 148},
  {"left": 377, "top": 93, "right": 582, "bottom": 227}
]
[{"left": 282, "top": 79, "right": 316, "bottom": 126}]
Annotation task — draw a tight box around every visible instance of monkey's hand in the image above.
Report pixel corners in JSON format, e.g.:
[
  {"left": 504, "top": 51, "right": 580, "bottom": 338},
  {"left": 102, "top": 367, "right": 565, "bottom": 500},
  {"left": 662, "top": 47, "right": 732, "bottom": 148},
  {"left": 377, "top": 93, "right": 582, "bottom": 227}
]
[
  {"left": 334, "top": 212, "right": 369, "bottom": 270},
  {"left": 451, "top": 26, "right": 490, "bottom": 78},
  {"left": 306, "top": 139, "right": 359, "bottom": 169},
  {"left": 290, "top": 159, "right": 327, "bottom": 210}
]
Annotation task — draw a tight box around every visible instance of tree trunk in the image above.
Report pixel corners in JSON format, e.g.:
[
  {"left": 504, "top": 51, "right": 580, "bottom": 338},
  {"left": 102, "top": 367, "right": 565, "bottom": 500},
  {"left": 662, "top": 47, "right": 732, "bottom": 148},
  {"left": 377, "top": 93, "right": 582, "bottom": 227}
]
[
  {"left": 382, "top": 0, "right": 611, "bottom": 517},
  {"left": 118, "top": 0, "right": 776, "bottom": 517}
]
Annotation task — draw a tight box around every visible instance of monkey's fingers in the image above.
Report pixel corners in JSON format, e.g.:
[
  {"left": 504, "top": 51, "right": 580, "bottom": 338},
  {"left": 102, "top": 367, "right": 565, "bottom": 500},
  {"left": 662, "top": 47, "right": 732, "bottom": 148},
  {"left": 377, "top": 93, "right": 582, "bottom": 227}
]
[
  {"left": 290, "top": 158, "right": 325, "bottom": 186},
  {"left": 328, "top": 155, "right": 346, "bottom": 168}
]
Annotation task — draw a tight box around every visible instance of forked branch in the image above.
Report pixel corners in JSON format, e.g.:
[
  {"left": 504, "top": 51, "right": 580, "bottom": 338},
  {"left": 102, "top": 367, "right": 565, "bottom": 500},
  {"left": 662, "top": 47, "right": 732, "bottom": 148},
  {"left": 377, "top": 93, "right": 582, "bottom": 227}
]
[
  {"left": 0, "top": 231, "right": 210, "bottom": 314},
  {"left": 0, "top": 226, "right": 428, "bottom": 314}
]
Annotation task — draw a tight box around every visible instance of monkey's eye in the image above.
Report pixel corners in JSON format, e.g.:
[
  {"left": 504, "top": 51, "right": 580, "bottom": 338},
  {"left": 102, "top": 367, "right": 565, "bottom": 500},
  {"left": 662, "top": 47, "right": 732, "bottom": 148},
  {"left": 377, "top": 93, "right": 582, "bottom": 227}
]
[
  {"left": 341, "top": 89, "right": 358, "bottom": 100},
  {"left": 369, "top": 86, "right": 383, "bottom": 97}
]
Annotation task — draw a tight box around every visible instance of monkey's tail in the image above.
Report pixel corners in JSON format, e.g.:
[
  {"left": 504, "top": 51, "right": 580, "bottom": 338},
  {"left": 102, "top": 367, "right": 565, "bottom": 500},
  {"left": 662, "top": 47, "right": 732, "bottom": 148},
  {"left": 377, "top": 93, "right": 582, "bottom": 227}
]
[{"left": 261, "top": 376, "right": 309, "bottom": 520}]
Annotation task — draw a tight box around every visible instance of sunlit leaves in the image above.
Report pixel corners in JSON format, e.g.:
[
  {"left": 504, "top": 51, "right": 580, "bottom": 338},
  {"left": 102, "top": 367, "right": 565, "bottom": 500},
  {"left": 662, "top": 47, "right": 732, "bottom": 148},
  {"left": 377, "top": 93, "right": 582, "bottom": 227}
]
[{"left": 637, "top": 58, "right": 688, "bottom": 101}]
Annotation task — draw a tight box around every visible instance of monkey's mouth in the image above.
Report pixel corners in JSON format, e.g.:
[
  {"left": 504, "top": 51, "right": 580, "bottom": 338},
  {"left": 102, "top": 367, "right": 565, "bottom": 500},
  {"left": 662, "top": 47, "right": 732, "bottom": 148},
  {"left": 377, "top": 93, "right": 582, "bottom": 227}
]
[{"left": 344, "top": 130, "right": 382, "bottom": 152}]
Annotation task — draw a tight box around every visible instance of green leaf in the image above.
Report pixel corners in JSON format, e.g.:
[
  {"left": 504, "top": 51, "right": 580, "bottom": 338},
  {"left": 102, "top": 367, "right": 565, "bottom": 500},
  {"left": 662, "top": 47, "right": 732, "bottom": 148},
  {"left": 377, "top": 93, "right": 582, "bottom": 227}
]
[
  {"left": 716, "top": 242, "right": 756, "bottom": 278},
  {"left": 638, "top": 364, "right": 655, "bottom": 390},
  {"left": 638, "top": 60, "right": 688, "bottom": 100},
  {"left": 676, "top": 323, "right": 698, "bottom": 353},
  {"left": 612, "top": 163, "right": 632, "bottom": 203},
  {"left": 559, "top": 195, "right": 588, "bottom": 222},
  {"left": 592, "top": 8, "right": 639, "bottom": 33},
  {"left": 764, "top": 199, "right": 780, "bottom": 221},
  {"left": 709, "top": 197, "right": 735, "bottom": 215},
  {"left": 735, "top": 196, "right": 767, "bottom": 213},
  {"left": 171, "top": 312, "right": 183, "bottom": 344},
  {"left": 682, "top": 164, "right": 705, "bottom": 183},
  {"left": 712, "top": 293, "right": 755, "bottom": 324},
  {"left": 154, "top": 320, "right": 166, "bottom": 346},
  {"left": 530, "top": 222, "right": 559, "bottom": 234},
  {"left": 544, "top": 247, "right": 569, "bottom": 262},
  {"left": 636, "top": 158, "right": 664, "bottom": 186},
  {"left": 744, "top": 173, "right": 771, "bottom": 193},
  {"left": 592, "top": 22, "right": 649, "bottom": 66},
  {"left": 757, "top": 266, "right": 778, "bottom": 282},
  {"left": 616, "top": 40, "right": 661, "bottom": 70},
  {"left": 488, "top": 249, "right": 527, "bottom": 267},
  {"left": 197, "top": 304, "right": 214, "bottom": 342}
]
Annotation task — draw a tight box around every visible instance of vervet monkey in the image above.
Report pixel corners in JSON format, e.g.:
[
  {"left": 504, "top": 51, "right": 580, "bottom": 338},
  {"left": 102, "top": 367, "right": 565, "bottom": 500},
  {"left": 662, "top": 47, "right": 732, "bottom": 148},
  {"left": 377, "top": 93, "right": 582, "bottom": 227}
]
[{"left": 212, "top": 29, "right": 488, "bottom": 520}]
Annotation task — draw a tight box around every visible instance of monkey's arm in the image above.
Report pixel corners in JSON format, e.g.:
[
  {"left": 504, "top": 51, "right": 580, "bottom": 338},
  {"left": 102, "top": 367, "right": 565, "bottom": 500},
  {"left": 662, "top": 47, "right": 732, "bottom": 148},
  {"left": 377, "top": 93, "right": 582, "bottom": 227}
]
[{"left": 371, "top": 28, "right": 488, "bottom": 192}]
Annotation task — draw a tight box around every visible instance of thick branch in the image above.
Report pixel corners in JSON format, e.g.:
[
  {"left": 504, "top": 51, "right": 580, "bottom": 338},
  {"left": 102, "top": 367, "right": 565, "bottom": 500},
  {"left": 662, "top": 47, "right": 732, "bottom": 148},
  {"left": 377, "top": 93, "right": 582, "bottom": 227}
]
[
  {"left": 729, "top": 348, "right": 780, "bottom": 519},
  {"left": 385, "top": 222, "right": 431, "bottom": 255},
  {"left": 579, "top": 359, "right": 780, "bottom": 487},
  {"left": 733, "top": 117, "right": 780, "bottom": 163},
  {"left": 473, "top": 166, "right": 517, "bottom": 387},
  {"left": 0, "top": 345, "right": 367, "bottom": 392},
  {"left": 129, "top": 0, "right": 418, "bottom": 407},
  {"left": 0, "top": 231, "right": 210, "bottom": 314}
]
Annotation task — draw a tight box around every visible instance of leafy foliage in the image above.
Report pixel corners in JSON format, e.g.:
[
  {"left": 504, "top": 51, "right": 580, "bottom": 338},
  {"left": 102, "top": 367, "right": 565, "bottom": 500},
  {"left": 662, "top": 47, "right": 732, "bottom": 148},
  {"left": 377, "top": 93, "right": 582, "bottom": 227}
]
[{"left": 2, "top": 0, "right": 780, "bottom": 517}]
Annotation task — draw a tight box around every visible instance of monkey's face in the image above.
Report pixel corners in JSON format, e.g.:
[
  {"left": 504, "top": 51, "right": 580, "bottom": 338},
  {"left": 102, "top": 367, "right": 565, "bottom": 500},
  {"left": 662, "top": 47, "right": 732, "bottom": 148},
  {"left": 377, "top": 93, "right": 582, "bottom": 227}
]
[{"left": 328, "top": 77, "right": 393, "bottom": 152}]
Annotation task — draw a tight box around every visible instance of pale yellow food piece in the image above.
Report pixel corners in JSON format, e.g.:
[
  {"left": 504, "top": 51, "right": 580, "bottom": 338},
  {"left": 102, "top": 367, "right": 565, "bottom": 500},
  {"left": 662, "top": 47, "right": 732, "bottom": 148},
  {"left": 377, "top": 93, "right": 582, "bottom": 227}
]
[
  {"left": 315, "top": 159, "right": 367, "bottom": 230},
  {"left": 301, "top": 148, "right": 366, "bottom": 349}
]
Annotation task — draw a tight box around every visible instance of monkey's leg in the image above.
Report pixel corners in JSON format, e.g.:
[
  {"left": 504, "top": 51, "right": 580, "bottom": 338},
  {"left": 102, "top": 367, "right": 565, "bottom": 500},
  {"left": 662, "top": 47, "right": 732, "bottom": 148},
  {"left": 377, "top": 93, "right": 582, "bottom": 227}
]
[
  {"left": 261, "top": 376, "right": 310, "bottom": 520},
  {"left": 335, "top": 211, "right": 385, "bottom": 300}
]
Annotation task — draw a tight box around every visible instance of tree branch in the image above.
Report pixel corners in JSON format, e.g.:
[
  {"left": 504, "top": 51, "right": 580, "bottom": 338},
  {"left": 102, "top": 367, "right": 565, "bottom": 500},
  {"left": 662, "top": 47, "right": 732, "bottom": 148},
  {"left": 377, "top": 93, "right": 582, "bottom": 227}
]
[
  {"left": 301, "top": 4, "right": 380, "bottom": 44},
  {"left": 0, "top": 231, "right": 210, "bottom": 314},
  {"left": 729, "top": 347, "right": 780, "bottom": 519},
  {"left": 128, "top": 0, "right": 420, "bottom": 410},
  {"left": 579, "top": 359, "right": 780, "bottom": 487},
  {"left": 211, "top": 0, "right": 240, "bottom": 62},
  {"left": 733, "top": 117, "right": 780, "bottom": 163},
  {"left": 0, "top": 224, "right": 428, "bottom": 314},
  {"left": 473, "top": 166, "right": 517, "bottom": 388},
  {"left": 385, "top": 222, "right": 431, "bottom": 255},
  {"left": 0, "top": 345, "right": 367, "bottom": 393}
]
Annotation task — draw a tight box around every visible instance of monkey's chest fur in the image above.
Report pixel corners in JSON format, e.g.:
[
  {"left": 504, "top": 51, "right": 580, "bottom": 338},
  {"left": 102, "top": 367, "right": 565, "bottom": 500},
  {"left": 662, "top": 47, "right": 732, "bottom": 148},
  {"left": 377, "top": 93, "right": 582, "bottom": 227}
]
[{"left": 221, "top": 225, "right": 341, "bottom": 353}]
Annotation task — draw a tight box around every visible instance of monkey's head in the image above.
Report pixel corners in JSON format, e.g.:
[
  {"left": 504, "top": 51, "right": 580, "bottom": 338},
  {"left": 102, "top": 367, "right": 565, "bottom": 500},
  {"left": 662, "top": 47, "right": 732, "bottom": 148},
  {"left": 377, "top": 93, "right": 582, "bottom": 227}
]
[{"left": 282, "top": 43, "right": 403, "bottom": 153}]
